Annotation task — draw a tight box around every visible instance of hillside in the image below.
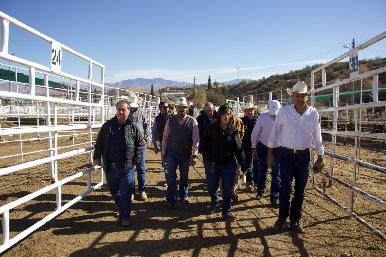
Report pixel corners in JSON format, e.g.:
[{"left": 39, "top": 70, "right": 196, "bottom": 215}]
[{"left": 228, "top": 57, "right": 386, "bottom": 97}]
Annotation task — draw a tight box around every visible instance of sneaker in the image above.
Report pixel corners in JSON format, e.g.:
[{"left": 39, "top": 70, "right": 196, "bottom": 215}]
[
  {"left": 120, "top": 218, "right": 130, "bottom": 227},
  {"left": 274, "top": 218, "right": 286, "bottom": 232},
  {"left": 290, "top": 222, "right": 305, "bottom": 234},
  {"left": 140, "top": 191, "right": 148, "bottom": 201},
  {"left": 182, "top": 197, "right": 190, "bottom": 204},
  {"left": 222, "top": 214, "right": 236, "bottom": 222}
]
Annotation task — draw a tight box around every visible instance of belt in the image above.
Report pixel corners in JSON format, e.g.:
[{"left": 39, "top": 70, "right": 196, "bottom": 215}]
[
  {"left": 281, "top": 147, "right": 309, "bottom": 154},
  {"left": 110, "top": 161, "right": 125, "bottom": 167}
]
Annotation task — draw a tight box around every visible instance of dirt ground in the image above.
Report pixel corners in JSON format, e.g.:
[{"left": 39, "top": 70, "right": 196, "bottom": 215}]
[{"left": 0, "top": 138, "right": 386, "bottom": 257}]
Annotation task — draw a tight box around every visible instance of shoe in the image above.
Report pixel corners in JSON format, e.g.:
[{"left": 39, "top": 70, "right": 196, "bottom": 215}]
[
  {"left": 290, "top": 222, "right": 305, "bottom": 234},
  {"left": 222, "top": 214, "right": 236, "bottom": 222},
  {"left": 271, "top": 199, "right": 280, "bottom": 208},
  {"left": 274, "top": 218, "right": 286, "bottom": 232},
  {"left": 182, "top": 197, "right": 189, "bottom": 204},
  {"left": 120, "top": 218, "right": 130, "bottom": 227},
  {"left": 231, "top": 194, "right": 239, "bottom": 204},
  {"left": 209, "top": 201, "right": 219, "bottom": 213},
  {"left": 140, "top": 191, "right": 148, "bottom": 200}
]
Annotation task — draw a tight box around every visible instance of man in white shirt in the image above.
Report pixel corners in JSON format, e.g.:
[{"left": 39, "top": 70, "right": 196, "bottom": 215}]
[
  {"left": 267, "top": 81, "right": 324, "bottom": 233},
  {"left": 251, "top": 100, "right": 281, "bottom": 207}
]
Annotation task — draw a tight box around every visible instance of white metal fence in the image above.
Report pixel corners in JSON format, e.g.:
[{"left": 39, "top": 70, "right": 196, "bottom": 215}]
[{"left": 0, "top": 11, "right": 107, "bottom": 253}]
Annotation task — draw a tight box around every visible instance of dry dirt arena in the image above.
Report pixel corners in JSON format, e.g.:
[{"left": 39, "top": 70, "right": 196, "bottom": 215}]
[{"left": 0, "top": 137, "right": 385, "bottom": 257}]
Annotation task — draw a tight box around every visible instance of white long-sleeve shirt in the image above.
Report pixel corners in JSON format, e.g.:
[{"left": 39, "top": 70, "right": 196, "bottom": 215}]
[
  {"left": 267, "top": 104, "right": 324, "bottom": 156},
  {"left": 251, "top": 112, "right": 275, "bottom": 148}
]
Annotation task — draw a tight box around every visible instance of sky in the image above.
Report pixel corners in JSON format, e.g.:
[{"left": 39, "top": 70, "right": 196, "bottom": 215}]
[{"left": 0, "top": 0, "right": 385, "bottom": 84}]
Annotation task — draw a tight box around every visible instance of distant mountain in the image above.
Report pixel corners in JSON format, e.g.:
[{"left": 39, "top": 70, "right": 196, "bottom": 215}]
[
  {"left": 106, "top": 78, "right": 190, "bottom": 89},
  {"left": 222, "top": 79, "right": 252, "bottom": 85}
]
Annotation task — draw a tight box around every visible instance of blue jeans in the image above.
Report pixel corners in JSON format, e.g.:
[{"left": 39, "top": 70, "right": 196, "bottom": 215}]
[
  {"left": 166, "top": 151, "right": 190, "bottom": 205},
  {"left": 244, "top": 147, "right": 258, "bottom": 183},
  {"left": 203, "top": 156, "right": 219, "bottom": 204},
  {"left": 134, "top": 147, "right": 146, "bottom": 192},
  {"left": 257, "top": 143, "right": 281, "bottom": 202},
  {"left": 211, "top": 159, "right": 237, "bottom": 216},
  {"left": 106, "top": 164, "right": 135, "bottom": 219},
  {"left": 279, "top": 148, "right": 310, "bottom": 223}
]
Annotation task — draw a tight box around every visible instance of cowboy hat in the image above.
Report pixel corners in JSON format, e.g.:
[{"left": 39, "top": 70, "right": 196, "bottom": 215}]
[
  {"left": 243, "top": 102, "right": 256, "bottom": 111},
  {"left": 127, "top": 95, "right": 139, "bottom": 108},
  {"left": 175, "top": 97, "right": 188, "bottom": 107},
  {"left": 285, "top": 81, "right": 308, "bottom": 96}
]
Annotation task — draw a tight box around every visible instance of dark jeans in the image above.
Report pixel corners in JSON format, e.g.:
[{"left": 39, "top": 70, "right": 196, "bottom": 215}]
[
  {"left": 244, "top": 147, "right": 258, "bottom": 183},
  {"left": 257, "top": 143, "right": 281, "bottom": 202},
  {"left": 211, "top": 159, "right": 237, "bottom": 216},
  {"left": 166, "top": 151, "right": 190, "bottom": 205},
  {"left": 203, "top": 156, "right": 219, "bottom": 204},
  {"left": 106, "top": 164, "right": 135, "bottom": 219},
  {"left": 134, "top": 147, "right": 146, "bottom": 192},
  {"left": 279, "top": 148, "right": 310, "bottom": 223}
]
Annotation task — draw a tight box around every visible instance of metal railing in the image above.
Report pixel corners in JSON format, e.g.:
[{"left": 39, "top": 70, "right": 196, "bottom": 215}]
[{"left": 0, "top": 11, "right": 106, "bottom": 253}]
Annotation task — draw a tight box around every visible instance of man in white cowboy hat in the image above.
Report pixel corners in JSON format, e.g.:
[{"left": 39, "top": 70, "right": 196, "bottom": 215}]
[
  {"left": 251, "top": 100, "right": 282, "bottom": 207},
  {"left": 241, "top": 102, "right": 258, "bottom": 191},
  {"left": 162, "top": 96, "right": 199, "bottom": 208},
  {"left": 127, "top": 94, "right": 149, "bottom": 201},
  {"left": 267, "top": 81, "right": 324, "bottom": 233}
]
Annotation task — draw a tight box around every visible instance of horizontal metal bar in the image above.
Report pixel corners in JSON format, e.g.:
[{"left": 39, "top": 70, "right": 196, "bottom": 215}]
[
  {"left": 324, "top": 151, "right": 386, "bottom": 174},
  {"left": 321, "top": 130, "right": 386, "bottom": 140},
  {"left": 0, "top": 11, "right": 104, "bottom": 68},
  {"left": 316, "top": 170, "right": 386, "bottom": 208},
  {"left": 318, "top": 101, "right": 386, "bottom": 113},
  {"left": 314, "top": 186, "right": 386, "bottom": 240},
  {"left": 0, "top": 123, "right": 101, "bottom": 136},
  {"left": 0, "top": 91, "right": 104, "bottom": 108},
  {"left": 312, "top": 66, "right": 386, "bottom": 93},
  {"left": 0, "top": 171, "right": 103, "bottom": 253},
  {"left": 0, "top": 147, "right": 94, "bottom": 176},
  {"left": 0, "top": 53, "right": 104, "bottom": 88},
  {"left": 311, "top": 31, "right": 386, "bottom": 73}
]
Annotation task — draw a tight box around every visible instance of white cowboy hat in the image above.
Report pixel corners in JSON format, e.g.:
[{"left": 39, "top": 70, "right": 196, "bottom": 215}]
[
  {"left": 127, "top": 95, "right": 139, "bottom": 108},
  {"left": 285, "top": 81, "right": 308, "bottom": 96},
  {"left": 175, "top": 97, "right": 188, "bottom": 107},
  {"left": 268, "top": 100, "right": 281, "bottom": 115},
  {"left": 243, "top": 102, "right": 255, "bottom": 111}
]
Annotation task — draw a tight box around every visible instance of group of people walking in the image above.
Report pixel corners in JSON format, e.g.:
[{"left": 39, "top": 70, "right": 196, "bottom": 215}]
[{"left": 93, "top": 81, "right": 324, "bottom": 233}]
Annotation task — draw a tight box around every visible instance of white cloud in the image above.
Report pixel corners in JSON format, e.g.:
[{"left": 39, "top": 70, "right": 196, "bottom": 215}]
[{"left": 106, "top": 59, "right": 329, "bottom": 84}]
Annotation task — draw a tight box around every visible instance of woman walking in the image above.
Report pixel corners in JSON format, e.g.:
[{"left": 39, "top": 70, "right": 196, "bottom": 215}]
[{"left": 200, "top": 104, "right": 247, "bottom": 221}]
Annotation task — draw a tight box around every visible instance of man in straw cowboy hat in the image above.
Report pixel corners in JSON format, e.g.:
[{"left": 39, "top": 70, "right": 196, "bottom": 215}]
[
  {"left": 162, "top": 97, "right": 199, "bottom": 209},
  {"left": 267, "top": 81, "right": 324, "bottom": 233},
  {"left": 241, "top": 102, "right": 258, "bottom": 191},
  {"left": 127, "top": 94, "right": 149, "bottom": 201}
]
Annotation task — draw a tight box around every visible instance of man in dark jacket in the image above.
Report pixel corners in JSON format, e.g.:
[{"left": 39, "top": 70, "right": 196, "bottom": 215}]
[
  {"left": 152, "top": 102, "right": 171, "bottom": 183},
  {"left": 197, "top": 102, "right": 218, "bottom": 206},
  {"left": 93, "top": 99, "right": 144, "bottom": 227},
  {"left": 241, "top": 103, "right": 258, "bottom": 191}
]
